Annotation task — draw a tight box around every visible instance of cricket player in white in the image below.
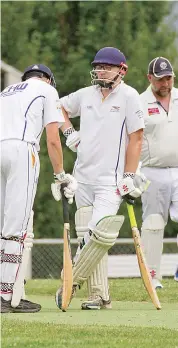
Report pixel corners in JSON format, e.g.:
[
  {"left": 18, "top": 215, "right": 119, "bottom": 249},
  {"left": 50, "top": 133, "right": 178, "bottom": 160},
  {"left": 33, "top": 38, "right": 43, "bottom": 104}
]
[
  {"left": 0, "top": 64, "right": 77, "bottom": 313},
  {"left": 56, "top": 47, "right": 146, "bottom": 310},
  {"left": 140, "top": 57, "right": 178, "bottom": 289}
]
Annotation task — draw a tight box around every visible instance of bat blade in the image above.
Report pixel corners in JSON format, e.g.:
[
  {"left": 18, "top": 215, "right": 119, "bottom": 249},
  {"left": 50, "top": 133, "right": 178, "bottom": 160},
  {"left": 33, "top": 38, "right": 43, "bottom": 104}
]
[
  {"left": 61, "top": 222, "right": 73, "bottom": 312},
  {"left": 132, "top": 226, "right": 161, "bottom": 310}
]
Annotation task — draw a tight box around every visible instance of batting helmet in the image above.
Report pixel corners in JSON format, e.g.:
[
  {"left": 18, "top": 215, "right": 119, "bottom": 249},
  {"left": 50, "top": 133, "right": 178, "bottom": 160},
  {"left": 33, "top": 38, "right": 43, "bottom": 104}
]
[
  {"left": 21, "top": 64, "right": 56, "bottom": 88},
  {"left": 92, "top": 47, "right": 126, "bottom": 66}
]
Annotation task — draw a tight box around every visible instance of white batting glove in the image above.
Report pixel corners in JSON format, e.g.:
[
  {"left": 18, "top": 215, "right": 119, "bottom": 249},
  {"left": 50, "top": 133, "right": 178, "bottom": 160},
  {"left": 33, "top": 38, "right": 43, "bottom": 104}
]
[
  {"left": 117, "top": 166, "right": 150, "bottom": 205},
  {"left": 63, "top": 174, "right": 78, "bottom": 204},
  {"left": 66, "top": 131, "right": 80, "bottom": 152},
  {"left": 117, "top": 177, "right": 143, "bottom": 200},
  {"left": 51, "top": 171, "right": 78, "bottom": 204},
  {"left": 134, "top": 162, "right": 150, "bottom": 192}
]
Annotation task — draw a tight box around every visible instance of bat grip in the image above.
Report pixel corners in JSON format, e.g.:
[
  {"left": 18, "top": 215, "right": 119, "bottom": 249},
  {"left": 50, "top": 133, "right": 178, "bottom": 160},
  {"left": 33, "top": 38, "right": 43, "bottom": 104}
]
[
  {"left": 61, "top": 183, "right": 69, "bottom": 223},
  {"left": 126, "top": 203, "right": 137, "bottom": 229}
]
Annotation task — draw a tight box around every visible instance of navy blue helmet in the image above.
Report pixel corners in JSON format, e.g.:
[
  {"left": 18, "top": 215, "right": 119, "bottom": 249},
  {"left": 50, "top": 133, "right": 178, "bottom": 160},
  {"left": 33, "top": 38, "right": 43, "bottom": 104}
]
[
  {"left": 21, "top": 64, "right": 56, "bottom": 88},
  {"left": 90, "top": 47, "right": 128, "bottom": 89},
  {"left": 92, "top": 47, "right": 126, "bottom": 66}
]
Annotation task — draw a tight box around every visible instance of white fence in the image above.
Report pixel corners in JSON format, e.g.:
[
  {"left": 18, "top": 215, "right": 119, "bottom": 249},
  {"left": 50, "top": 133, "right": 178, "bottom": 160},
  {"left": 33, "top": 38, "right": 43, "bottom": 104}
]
[{"left": 26, "top": 238, "right": 178, "bottom": 279}]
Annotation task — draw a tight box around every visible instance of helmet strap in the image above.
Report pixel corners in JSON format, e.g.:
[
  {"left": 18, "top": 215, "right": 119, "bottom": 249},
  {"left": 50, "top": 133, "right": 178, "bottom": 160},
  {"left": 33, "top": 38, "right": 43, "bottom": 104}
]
[{"left": 97, "top": 73, "right": 121, "bottom": 89}]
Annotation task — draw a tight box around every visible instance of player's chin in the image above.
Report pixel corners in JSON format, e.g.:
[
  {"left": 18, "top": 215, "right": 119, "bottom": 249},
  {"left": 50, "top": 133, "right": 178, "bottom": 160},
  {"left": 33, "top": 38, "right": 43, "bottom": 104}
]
[{"left": 158, "top": 89, "right": 170, "bottom": 97}]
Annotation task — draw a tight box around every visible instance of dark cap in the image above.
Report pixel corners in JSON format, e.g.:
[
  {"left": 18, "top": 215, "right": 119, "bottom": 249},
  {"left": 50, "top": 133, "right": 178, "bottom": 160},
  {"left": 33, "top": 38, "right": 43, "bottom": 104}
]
[{"left": 148, "top": 57, "right": 175, "bottom": 78}]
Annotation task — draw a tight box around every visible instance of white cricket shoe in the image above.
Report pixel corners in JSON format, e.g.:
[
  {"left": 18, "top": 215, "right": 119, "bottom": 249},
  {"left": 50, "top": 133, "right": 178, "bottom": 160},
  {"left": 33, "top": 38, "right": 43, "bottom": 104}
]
[
  {"left": 152, "top": 278, "right": 163, "bottom": 289},
  {"left": 81, "top": 295, "right": 112, "bottom": 310}
]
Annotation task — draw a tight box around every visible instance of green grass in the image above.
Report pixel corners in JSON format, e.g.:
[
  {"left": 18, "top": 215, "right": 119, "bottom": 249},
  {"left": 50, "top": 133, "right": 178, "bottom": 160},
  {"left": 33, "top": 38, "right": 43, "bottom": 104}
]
[{"left": 2, "top": 279, "right": 178, "bottom": 348}]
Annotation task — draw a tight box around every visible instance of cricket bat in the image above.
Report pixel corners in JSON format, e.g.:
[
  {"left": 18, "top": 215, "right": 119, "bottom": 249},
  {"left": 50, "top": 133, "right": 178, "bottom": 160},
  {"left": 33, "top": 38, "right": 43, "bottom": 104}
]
[
  {"left": 127, "top": 203, "right": 161, "bottom": 310},
  {"left": 60, "top": 184, "right": 73, "bottom": 312}
]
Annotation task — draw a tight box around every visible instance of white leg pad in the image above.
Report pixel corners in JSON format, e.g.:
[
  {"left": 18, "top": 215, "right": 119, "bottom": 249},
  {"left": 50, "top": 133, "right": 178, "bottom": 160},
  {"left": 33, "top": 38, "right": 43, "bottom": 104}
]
[
  {"left": 11, "top": 211, "right": 34, "bottom": 308},
  {"left": 74, "top": 206, "right": 93, "bottom": 264},
  {"left": 75, "top": 206, "right": 109, "bottom": 299},
  {"left": 88, "top": 253, "right": 109, "bottom": 301},
  {"left": 73, "top": 215, "right": 124, "bottom": 285},
  {"left": 75, "top": 206, "right": 93, "bottom": 243},
  {"left": 141, "top": 214, "right": 165, "bottom": 280}
]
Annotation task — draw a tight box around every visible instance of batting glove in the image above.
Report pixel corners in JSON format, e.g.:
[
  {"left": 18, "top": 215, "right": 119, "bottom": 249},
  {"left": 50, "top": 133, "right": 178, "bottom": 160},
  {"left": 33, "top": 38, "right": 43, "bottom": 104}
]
[
  {"left": 66, "top": 131, "right": 80, "bottom": 152},
  {"left": 117, "top": 167, "right": 150, "bottom": 205},
  {"left": 51, "top": 171, "right": 78, "bottom": 204}
]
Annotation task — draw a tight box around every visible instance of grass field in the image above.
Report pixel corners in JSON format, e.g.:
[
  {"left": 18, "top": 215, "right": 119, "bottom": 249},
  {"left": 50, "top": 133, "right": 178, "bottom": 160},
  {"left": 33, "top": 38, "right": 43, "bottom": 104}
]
[{"left": 2, "top": 278, "right": 178, "bottom": 348}]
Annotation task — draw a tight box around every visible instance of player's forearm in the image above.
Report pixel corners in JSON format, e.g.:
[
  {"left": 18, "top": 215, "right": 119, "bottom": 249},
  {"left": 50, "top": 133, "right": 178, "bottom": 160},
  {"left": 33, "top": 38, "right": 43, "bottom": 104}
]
[
  {"left": 124, "top": 130, "right": 143, "bottom": 173},
  {"left": 60, "top": 106, "right": 74, "bottom": 133},
  {"left": 47, "top": 139, "right": 64, "bottom": 174}
]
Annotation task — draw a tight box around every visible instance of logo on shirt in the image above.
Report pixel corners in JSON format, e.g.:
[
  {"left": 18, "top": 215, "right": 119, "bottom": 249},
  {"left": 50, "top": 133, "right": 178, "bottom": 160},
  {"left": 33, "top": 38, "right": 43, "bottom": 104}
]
[
  {"left": 148, "top": 107, "right": 160, "bottom": 116},
  {"left": 110, "top": 106, "right": 120, "bottom": 112},
  {"left": 136, "top": 110, "right": 143, "bottom": 119},
  {"left": 86, "top": 105, "right": 92, "bottom": 109},
  {"left": 1, "top": 83, "right": 28, "bottom": 97}
]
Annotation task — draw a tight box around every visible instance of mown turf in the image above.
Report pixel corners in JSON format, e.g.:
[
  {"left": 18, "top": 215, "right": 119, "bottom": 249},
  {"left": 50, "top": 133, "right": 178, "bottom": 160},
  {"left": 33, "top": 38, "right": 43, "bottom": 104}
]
[
  {"left": 25, "top": 277, "right": 178, "bottom": 303},
  {"left": 2, "top": 320, "right": 178, "bottom": 348},
  {"left": 1, "top": 278, "right": 178, "bottom": 348}
]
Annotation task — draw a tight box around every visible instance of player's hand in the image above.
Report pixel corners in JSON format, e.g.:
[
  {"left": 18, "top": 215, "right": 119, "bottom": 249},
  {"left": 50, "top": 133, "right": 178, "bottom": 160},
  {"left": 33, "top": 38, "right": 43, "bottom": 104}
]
[
  {"left": 117, "top": 163, "right": 150, "bottom": 205},
  {"left": 117, "top": 177, "right": 142, "bottom": 204},
  {"left": 117, "top": 176, "right": 149, "bottom": 205},
  {"left": 51, "top": 172, "right": 78, "bottom": 204},
  {"left": 66, "top": 131, "right": 80, "bottom": 152},
  {"left": 134, "top": 161, "right": 150, "bottom": 192}
]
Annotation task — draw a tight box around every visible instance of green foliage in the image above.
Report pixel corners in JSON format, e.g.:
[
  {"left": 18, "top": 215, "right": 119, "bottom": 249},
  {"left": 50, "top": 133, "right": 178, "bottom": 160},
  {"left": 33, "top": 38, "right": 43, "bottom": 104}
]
[{"left": 1, "top": 1, "right": 178, "bottom": 237}]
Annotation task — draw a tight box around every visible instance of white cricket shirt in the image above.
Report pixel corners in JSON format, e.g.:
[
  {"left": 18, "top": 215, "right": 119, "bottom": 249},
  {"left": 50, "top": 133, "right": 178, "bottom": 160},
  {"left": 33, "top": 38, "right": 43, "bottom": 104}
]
[
  {"left": 60, "top": 82, "right": 145, "bottom": 185},
  {"left": 140, "top": 85, "right": 178, "bottom": 167},
  {"left": 1, "top": 78, "right": 64, "bottom": 149}
]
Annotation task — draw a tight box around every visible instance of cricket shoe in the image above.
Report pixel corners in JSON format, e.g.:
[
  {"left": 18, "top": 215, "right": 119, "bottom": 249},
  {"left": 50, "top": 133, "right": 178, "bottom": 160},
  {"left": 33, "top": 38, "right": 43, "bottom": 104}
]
[
  {"left": 152, "top": 278, "right": 163, "bottom": 289},
  {"left": 1, "top": 297, "right": 41, "bottom": 313},
  {"left": 81, "top": 295, "right": 112, "bottom": 310},
  {"left": 174, "top": 268, "right": 178, "bottom": 282},
  {"left": 55, "top": 284, "right": 78, "bottom": 310}
]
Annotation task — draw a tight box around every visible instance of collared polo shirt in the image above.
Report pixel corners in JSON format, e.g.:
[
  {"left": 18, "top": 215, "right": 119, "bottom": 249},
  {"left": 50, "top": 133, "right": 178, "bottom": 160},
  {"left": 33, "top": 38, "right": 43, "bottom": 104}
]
[
  {"left": 140, "top": 85, "right": 178, "bottom": 167},
  {"left": 60, "top": 82, "right": 144, "bottom": 185},
  {"left": 1, "top": 78, "right": 64, "bottom": 150}
]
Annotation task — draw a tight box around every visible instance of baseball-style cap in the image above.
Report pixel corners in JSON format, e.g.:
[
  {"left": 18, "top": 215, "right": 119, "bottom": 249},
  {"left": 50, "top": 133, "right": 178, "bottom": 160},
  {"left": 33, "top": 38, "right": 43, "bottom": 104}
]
[{"left": 148, "top": 57, "right": 175, "bottom": 78}]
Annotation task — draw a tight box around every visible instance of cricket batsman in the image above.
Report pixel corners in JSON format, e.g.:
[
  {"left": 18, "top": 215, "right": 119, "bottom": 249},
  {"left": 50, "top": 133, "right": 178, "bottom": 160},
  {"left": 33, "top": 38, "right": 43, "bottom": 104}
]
[{"left": 56, "top": 47, "right": 147, "bottom": 310}]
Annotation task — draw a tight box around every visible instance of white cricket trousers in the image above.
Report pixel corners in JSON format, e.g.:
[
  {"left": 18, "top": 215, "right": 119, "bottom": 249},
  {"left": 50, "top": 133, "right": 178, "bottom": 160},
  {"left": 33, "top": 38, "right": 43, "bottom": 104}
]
[
  {"left": 141, "top": 167, "right": 178, "bottom": 223},
  {"left": 141, "top": 167, "right": 178, "bottom": 280},
  {"left": 0, "top": 140, "right": 39, "bottom": 299},
  {"left": 75, "top": 183, "right": 122, "bottom": 229}
]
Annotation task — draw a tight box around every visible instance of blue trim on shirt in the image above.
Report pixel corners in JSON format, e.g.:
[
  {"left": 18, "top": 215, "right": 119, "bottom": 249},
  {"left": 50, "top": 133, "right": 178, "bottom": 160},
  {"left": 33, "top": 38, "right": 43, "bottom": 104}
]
[
  {"left": 115, "top": 118, "right": 126, "bottom": 185},
  {"left": 22, "top": 95, "right": 45, "bottom": 140}
]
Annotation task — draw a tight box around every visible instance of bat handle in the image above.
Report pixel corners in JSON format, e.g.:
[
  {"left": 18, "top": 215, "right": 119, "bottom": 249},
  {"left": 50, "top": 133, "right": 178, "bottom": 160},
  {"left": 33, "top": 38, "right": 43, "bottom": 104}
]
[
  {"left": 61, "top": 183, "right": 69, "bottom": 223},
  {"left": 126, "top": 203, "right": 137, "bottom": 229}
]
